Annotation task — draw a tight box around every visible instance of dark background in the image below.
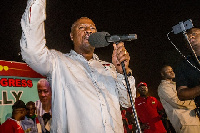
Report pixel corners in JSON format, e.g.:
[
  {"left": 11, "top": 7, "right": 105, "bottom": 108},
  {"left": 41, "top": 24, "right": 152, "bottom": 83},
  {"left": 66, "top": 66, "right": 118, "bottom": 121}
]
[{"left": 1, "top": 0, "right": 200, "bottom": 98}]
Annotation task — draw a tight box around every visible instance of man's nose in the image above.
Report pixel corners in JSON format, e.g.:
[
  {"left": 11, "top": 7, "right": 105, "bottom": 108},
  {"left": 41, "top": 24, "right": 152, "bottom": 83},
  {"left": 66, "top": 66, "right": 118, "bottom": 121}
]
[
  {"left": 30, "top": 109, "right": 35, "bottom": 114},
  {"left": 85, "top": 27, "right": 93, "bottom": 34},
  {"left": 41, "top": 91, "right": 46, "bottom": 96},
  {"left": 189, "top": 34, "right": 195, "bottom": 40}
]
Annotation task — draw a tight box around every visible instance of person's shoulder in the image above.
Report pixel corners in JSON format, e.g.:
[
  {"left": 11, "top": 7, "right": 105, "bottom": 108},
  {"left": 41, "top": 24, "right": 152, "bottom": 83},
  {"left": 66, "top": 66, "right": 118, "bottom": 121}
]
[
  {"left": 148, "top": 96, "right": 158, "bottom": 100},
  {"left": 50, "top": 49, "right": 71, "bottom": 59},
  {"left": 135, "top": 96, "right": 143, "bottom": 102},
  {"left": 135, "top": 96, "right": 140, "bottom": 100},
  {"left": 50, "top": 49, "right": 64, "bottom": 54},
  {"left": 159, "top": 80, "right": 173, "bottom": 87},
  {"left": 135, "top": 97, "right": 139, "bottom": 102},
  {"left": 1, "top": 119, "right": 9, "bottom": 125},
  {"left": 21, "top": 117, "right": 34, "bottom": 125},
  {"left": 35, "top": 100, "right": 42, "bottom": 109},
  {"left": 0, "top": 119, "right": 13, "bottom": 133},
  {"left": 158, "top": 80, "right": 165, "bottom": 87},
  {"left": 1, "top": 118, "right": 15, "bottom": 126},
  {"left": 35, "top": 100, "right": 40, "bottom": 102},
  {"left": 35, "top": 100, "right": 41, "bottom": 105}
]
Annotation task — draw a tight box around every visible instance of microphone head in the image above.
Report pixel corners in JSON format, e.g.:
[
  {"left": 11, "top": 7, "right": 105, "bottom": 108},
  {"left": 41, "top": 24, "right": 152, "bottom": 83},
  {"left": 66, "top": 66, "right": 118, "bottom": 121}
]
[{"left": 89, "top": 32, "right": 110, "bottom": 48}]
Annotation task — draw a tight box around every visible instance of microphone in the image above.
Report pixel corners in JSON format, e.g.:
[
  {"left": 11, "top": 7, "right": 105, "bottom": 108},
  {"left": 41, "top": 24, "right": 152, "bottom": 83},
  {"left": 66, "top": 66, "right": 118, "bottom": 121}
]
[{"left": 88, "top": 32, "right": 137, "bottom": 48}]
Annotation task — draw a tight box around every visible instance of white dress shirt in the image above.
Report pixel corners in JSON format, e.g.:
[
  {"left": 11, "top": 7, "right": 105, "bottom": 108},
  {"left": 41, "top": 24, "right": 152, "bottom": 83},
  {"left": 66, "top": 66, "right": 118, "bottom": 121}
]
[{"left": 20, "top": 0, "right": 136, "bottom": 132}]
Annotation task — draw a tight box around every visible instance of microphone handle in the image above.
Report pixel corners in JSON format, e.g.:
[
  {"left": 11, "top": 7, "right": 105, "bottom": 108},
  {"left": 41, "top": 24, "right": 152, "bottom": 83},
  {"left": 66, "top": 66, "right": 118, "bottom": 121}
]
[
  {"left": 115, "top": 41, "right": 141, "bottom": 132},
  {"left": 121, "top": 61, "right": 142, "bottom": 133}
]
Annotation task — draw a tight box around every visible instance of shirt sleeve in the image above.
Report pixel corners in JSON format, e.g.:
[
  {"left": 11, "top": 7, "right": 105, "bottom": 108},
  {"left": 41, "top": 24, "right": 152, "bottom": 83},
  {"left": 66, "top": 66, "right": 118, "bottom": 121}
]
[
  {"left": 158, "top": 83, "right": 196, "bottom": 109},
  {"left": 116, "top": 73, "right": 136, "bottom": 108},
  {"left": 20, "top": 0, "right": 53, "bottom": 76},
  {"left": 156, "top": 98, "right": 164, "bottom": 111}
]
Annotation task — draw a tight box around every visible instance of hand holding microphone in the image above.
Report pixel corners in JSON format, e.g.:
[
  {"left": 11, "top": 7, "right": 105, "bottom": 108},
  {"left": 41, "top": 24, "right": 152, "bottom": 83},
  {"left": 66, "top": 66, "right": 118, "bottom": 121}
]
[
  {"left": 112, "top": 42, "right": 130, "bottom": 74},
  {"left": 88, "top": 32, "right": 136, "bottom": 74},
  {"left": 89, "top": 32, "right": 141, "bottom": 132}
]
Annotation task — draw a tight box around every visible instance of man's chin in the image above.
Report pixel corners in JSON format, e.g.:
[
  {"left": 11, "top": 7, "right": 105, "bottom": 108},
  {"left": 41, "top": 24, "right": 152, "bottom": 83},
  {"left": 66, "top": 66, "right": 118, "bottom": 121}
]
[
  {"left": 28, "top": 115, "right": 34, "bottom": 117},
  {"left": 41, "top": 100, "right": 48, "bottom": 104}
]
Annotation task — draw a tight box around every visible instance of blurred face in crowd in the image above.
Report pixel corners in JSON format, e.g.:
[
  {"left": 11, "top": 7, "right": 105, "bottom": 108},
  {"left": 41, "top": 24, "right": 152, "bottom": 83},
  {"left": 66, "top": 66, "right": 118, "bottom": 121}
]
[
  {"left": 70, "top": 17, "right": 97, "bottom": 55},
  {"left": 14, "top": 108, "right": 26, "bottom": 120},
  {"left": 187, "top": 28, "right": 200, "bottom": 55},
  {"left": 26, "top": 102, "right": 36, "bottom": 117},
  {"left": 161, "top": 66, "right": 175, "bottom": 80},
  {"left": 37, "top": 79, "right": 52, "bottom": 105},
  {"left": 138, "top": 85, "right": 148, "bottom": 97}
]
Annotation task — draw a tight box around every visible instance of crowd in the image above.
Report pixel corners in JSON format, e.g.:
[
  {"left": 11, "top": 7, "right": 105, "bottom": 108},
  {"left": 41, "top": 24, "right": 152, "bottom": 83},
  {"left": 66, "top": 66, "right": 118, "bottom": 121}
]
[
  {"left": 1, "top": 0, "right": 200, "bottom": 132},
  {"left": 0, "top": 79, "right": 52, "bottom": 133},
  {"left": 2, "top": 64, "right": 200, "bottom": 133},
  {"left": 121, "top": 65, "right": 200, "bottom": 133}
]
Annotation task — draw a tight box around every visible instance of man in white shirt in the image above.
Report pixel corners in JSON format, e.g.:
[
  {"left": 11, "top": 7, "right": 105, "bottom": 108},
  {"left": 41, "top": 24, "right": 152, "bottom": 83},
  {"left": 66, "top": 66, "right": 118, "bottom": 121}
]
[
  {"left": 35, "top": 79, "right": 52, "bottom": 117},
  {"left": 35, "top": 79, "right": 52, "bottom": 132},
  {"left": 20, "top": 0, "right": 136, "bottom": 132},
  {"left": 158, "top": 65, "right": 200, "bottom": 133}
]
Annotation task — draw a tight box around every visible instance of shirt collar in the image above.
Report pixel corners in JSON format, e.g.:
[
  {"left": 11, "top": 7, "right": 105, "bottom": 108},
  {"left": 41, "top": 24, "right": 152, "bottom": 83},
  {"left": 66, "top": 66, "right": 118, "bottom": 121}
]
[
  {"left": 161, "top": 79, "right": 175, "bottom": 84},
  {"left": 69, "top": 50, "right": 99, "bottom": 61}
]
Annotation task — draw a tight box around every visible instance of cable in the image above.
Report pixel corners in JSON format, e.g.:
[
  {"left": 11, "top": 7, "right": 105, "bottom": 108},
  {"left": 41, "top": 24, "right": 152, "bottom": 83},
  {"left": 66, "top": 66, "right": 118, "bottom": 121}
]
[{"left": 166, "top": 31, "right": 200, "bottom": 72}]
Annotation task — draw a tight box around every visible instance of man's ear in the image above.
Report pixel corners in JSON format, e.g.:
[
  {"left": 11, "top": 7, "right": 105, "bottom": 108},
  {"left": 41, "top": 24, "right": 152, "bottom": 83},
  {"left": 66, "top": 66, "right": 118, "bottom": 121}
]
[{"left": 70, "top": 32, "right": 73, "bottom": 41}]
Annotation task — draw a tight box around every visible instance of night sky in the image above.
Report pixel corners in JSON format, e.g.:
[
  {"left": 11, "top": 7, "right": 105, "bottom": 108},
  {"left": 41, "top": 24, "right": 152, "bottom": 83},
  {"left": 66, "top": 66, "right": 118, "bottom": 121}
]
[{"left": 1, "top": 1, "right": 200, "bottom": 98}]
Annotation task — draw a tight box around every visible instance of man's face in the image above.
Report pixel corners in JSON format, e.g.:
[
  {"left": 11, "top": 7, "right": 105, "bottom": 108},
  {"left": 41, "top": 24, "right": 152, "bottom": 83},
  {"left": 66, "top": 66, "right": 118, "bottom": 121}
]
[
  {"left": 187, "top": 28, "right": 200, "bottom": 55},
  {"left": 138, "top": 85, "right": 148, "bottom": 96},
  {"left": 70, "top": 18, "right": 97, "bottom": 54},
  {"left": 37, "top": 83, "right": 52, "bottom": 105},
  {"left": 162, "top": 66, "right": 175, "bottom": 80},
  {"left": 26, "top": 104, "right": 36, "bottom": 117},
  {"left": 15, "top": 108, "right": 26, "bottom": 120}
]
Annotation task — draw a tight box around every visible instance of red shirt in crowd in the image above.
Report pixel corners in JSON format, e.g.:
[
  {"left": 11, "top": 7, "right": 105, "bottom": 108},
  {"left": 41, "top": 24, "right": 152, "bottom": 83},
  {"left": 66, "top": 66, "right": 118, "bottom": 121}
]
[
  {"left": 135, "top": 96, "right": 166, "bottom": 133},
  {"left": 0, "top": 118, "right": 24, "bottom": 133}
]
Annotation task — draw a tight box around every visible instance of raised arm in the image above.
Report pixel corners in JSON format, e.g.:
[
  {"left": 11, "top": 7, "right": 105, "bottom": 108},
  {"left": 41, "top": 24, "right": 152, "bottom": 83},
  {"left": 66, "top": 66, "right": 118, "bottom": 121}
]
[{"left": 20, "top": 0, "right": 53, "bottom": 76}]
